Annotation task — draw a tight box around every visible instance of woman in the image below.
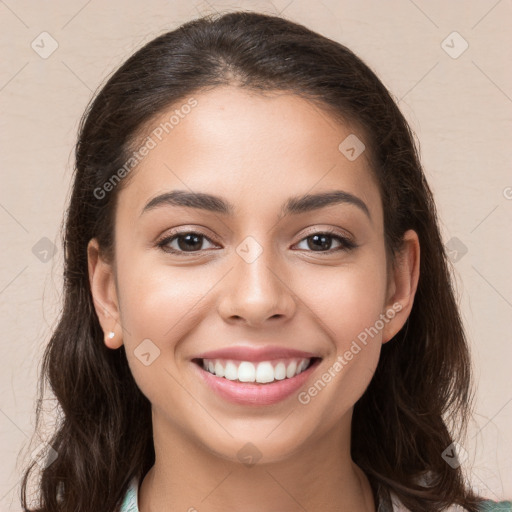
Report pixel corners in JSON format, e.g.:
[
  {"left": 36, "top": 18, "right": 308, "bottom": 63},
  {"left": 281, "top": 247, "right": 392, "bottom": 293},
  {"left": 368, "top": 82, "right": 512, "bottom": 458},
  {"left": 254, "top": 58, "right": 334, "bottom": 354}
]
[{"left": 20, "top": 10, "right": 511, "bottom": 512}]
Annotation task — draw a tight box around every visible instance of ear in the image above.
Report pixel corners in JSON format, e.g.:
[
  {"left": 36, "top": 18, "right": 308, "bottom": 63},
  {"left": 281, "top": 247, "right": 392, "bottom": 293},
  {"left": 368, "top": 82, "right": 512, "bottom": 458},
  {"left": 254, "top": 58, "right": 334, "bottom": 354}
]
[
  {"left": 381, "top": 229, "right": 420, "bottom": 344},
  {"left": 87, "top": 238, "right": 123, "bottom": 349}
]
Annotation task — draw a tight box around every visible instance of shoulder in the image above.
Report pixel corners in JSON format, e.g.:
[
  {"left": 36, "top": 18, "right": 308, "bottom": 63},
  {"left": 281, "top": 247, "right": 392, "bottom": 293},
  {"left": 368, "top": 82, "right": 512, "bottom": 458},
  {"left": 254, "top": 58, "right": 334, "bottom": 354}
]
[
  {"left": 388, "top": 490, "right": 512, "bottom": 512},
  {"left": 116, "top": 481, "right": 511, "bottom": 512},
  {"left": 119, "top": 477, "right": 140, "bottom": 512},
  {"left": 477, "top": 500, "right": 512, "bottom": 511}
]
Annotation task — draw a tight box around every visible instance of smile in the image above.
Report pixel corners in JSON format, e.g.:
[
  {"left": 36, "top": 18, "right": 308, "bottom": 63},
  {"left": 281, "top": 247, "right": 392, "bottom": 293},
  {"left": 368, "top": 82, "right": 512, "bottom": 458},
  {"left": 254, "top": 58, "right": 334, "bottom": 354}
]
[
  {"left": 197, "top": 357, "right": 314, "bottom": 383},
  {"left": 192, "top": 357, "right": 322, "bottom": 405}
]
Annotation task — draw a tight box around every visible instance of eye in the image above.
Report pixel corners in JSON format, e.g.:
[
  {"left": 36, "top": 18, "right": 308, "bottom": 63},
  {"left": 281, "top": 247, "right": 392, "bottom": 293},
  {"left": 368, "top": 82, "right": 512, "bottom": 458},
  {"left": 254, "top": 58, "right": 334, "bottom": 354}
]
[
  {"left": 156, "top": 228, "right": 357, "bottom": 256},
  {"left": 294, "top": 229, "right": 357, "bottom": 253},
  {"left": 157, "top": 231, "right": 217, "bottom": 254}
]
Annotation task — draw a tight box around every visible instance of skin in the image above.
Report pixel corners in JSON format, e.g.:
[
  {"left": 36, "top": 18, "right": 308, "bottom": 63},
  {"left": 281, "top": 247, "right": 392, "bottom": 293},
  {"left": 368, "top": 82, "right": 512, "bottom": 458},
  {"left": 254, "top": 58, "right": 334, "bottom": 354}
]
[{"left": 88, "top": 85, "right": 420, "bottom": 512}]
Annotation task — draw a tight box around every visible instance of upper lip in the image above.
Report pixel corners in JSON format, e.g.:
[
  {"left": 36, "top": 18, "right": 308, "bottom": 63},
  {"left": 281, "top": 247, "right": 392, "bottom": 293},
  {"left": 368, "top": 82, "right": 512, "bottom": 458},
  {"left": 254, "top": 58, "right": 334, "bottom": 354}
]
[{"left": 192, "top": 345, "right": 321, "bottom": 363}]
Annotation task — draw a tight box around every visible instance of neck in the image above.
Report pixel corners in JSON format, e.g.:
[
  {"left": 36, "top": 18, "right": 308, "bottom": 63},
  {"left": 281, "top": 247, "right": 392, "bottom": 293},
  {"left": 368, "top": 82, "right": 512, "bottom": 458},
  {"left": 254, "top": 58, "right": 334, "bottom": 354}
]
[{"left": 139, "top": 410, "right": 376, "bottom": 512}]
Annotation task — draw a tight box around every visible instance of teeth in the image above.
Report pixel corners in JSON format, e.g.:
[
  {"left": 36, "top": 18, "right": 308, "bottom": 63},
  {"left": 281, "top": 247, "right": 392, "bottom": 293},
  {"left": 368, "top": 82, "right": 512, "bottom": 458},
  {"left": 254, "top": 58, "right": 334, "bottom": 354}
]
[
  {"left": 214, "top": 361, "right": 225, "bottom": 378},
  {"left": 256, "top": 361, "right": 274, "bottom": 383},
  {"left": 224, "top": 361, "right": 238, "bottom": 380},
  {"left": 274, "top": 362, "right": 286, "bottom": 380},
  {"left": 201, "top": 357, "right": 312, "bottom": 383},
  {"left": 286, "top": 360, "right": 297, "bottom": 378}
]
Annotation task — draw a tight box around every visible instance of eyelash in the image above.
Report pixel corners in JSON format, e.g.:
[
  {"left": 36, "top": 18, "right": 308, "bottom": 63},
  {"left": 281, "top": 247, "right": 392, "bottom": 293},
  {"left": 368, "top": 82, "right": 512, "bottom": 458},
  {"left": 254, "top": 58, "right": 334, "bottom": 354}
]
[{"left": 156, "top": 228, "right": 357, "bottom": 256}]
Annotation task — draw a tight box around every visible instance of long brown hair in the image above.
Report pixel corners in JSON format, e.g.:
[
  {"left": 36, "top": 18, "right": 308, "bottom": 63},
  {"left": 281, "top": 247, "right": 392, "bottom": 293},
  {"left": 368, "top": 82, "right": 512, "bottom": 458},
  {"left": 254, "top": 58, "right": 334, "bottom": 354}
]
[{"left": 20, "top": 10, "right": 485, "bottom": 511}]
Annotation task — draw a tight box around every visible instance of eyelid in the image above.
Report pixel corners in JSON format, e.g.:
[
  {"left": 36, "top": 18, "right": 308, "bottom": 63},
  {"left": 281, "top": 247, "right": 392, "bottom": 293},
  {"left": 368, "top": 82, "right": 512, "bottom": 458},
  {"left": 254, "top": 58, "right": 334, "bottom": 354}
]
[{"left": 298, "top": 225, "right": 355, "bottom": 243}]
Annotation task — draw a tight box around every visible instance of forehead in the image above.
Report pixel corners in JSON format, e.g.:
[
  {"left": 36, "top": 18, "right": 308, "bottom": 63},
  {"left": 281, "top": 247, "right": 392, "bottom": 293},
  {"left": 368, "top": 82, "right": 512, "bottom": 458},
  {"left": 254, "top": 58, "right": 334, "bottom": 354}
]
[{"left": 117, "top": 86, "right": 381, "bottom": 223}]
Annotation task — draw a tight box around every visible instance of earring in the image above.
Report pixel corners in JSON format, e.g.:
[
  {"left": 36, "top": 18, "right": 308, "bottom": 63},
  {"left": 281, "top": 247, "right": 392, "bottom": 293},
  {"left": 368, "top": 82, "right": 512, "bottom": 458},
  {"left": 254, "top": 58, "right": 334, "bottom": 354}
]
[{"left": 107, "top": 331, "right": 115, "bottom": 339}]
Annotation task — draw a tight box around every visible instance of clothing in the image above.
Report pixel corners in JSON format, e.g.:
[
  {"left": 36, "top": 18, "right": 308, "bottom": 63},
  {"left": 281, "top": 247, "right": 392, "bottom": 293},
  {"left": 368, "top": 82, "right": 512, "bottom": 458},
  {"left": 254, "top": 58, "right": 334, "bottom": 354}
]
[
  {"left": 119, "top": 477, "right": 138, "bottom": 511},
  {"left": 119, "top": 476, "right": 512, "bottom": 511}
]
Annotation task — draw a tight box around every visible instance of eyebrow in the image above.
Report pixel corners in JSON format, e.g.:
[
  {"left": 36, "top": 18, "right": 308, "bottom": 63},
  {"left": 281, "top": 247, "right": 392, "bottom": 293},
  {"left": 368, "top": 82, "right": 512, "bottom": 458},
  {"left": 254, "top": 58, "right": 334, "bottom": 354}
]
[{"left": 140, "top": 189, "right": 371, "bottom": 220}]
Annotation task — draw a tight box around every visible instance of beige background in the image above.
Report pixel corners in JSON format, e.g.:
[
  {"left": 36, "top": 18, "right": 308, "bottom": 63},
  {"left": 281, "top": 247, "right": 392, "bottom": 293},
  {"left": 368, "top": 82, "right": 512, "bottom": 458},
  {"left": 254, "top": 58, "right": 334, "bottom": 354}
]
[{"left": 1, "top": 0, "right": 511, "bottom": 509}]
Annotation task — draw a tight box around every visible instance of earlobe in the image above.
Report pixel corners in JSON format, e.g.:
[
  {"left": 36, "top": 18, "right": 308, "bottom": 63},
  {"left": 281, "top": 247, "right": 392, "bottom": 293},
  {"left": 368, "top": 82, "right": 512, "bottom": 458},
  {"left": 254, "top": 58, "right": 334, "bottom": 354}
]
[
  {"left": 382, "top": 229, "right": 420, "bottom": 344},
  {"left": 87, "top": 238, "right": 123, "bottom": 349}
]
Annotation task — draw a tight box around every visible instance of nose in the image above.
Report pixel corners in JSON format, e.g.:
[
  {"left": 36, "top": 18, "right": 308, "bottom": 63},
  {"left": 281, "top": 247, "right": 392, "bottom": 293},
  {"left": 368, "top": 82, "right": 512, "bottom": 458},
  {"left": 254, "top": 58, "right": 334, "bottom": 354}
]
[{"left": 217, "top": 241, "right": 297, "bottom": 328}]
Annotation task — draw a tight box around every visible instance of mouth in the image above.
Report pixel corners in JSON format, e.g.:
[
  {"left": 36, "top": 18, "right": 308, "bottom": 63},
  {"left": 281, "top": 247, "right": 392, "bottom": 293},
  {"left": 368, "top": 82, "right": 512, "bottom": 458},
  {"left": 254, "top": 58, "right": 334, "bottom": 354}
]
[
  {"left": 191, "top": 355, "right": 323, "bottom": 405},
  {"left": 192, "top": 356, "right": 322, "bottom": 385}
]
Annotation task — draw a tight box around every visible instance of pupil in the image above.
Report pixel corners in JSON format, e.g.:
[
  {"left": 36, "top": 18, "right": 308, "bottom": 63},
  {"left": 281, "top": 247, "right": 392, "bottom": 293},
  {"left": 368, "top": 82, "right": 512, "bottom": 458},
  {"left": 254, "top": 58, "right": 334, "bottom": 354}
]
[
  {"left": 309, "top": 234, "right": 331, "bottom": 251},
  {"left": 178, "top": 233, "right": 202, "bottom": 251}
]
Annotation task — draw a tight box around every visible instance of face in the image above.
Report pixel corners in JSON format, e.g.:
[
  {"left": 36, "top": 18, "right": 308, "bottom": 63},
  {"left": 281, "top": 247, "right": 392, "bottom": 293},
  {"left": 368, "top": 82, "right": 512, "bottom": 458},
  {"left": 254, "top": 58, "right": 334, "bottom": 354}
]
[{"left": 88, "top": 85, "right": 418, "bottom": 464}]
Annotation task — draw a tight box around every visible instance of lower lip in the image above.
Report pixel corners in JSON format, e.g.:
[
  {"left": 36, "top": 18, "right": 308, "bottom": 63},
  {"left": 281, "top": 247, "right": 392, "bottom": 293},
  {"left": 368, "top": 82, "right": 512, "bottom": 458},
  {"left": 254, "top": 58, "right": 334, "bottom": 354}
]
[{"left": 192, "top": 359, "right": 321, "bottom": 406}]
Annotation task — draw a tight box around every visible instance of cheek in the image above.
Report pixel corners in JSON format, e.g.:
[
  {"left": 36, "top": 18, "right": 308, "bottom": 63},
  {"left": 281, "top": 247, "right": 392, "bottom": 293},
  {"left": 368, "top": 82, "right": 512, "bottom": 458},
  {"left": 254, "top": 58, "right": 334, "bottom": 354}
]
[
  {"left": 295, "top": 262, "right": 387, "bottom": 428},
  {"left": 300, "top": 251, "right": 387, "bottom": 387},
  {"left": 305, "top": 255, "right": 388, "bottom": 348},
  {"left": 117, "top": 261, "right": 213, "bottom": 342},
  {"left": 115, "top": 259, "right": 215, "bottom": 391}
]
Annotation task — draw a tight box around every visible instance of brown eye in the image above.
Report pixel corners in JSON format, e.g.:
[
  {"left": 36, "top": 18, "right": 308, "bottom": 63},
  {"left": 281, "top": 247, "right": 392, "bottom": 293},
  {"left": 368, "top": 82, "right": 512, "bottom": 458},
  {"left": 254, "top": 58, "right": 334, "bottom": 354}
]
[
  {"left": 157, "top": 231, "right": 217, "bottom": 254},
  {"left": 295, "top": 231, "right": 357, "bottom": 253}
]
